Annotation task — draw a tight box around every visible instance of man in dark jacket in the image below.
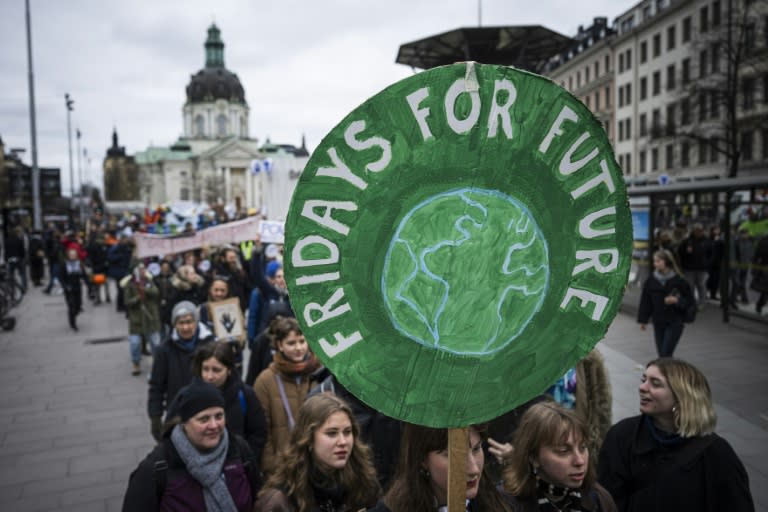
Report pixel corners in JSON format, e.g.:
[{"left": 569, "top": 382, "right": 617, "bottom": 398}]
[
  {"left": 677, "top": 223, "right": 713, "bottom": 308},
  {"left": 147, "top": 301, "right": 215, "bottom": 441},
  {"left": 107, "top": 234, "right": 133, "bottom": 312},
  {"left": 4, "top": 226, "right": 27, "bottom": 292}
]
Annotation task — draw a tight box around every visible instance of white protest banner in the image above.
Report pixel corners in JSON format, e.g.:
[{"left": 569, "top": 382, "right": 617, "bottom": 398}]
[
  {"left": 258, "top": 220, "right": 285, "bottom": 244},
  {"left": 134, "top": 216, "right": 263, "bottom": 258}
]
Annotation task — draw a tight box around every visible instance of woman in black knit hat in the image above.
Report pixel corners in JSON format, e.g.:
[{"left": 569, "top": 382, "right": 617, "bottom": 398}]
[{"left": 123, "top": 380, "right": 261, "bottom": 512}]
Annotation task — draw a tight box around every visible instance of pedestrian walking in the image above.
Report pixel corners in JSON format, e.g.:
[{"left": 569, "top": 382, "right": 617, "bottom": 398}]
[
  {"left": 27, "top": 231, "right": 45, "bottom": 287},
  {"left": 60, "top": 247, "right": 88, "bottom": 331},
  {"left": 751, "top": 234, "right": 768, "bottom": 314},
  {"left": 4, "top": 226, "right": 27, "bottom": 292},
  {"left": 638, "top": 249, "right": 694, "bottom": 357},
  {"left": 677, "top": 223, "right": 712, "bottom": 307},
  {"left": 106, "top": 234, "right": 133, "bottom": 312},
  {"left": 122, "top": 262, "right": 162, "bottom": 376}
]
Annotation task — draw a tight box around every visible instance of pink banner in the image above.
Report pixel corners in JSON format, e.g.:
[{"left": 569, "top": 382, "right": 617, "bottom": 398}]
[{"left": 134, "top": 216, "right": 265, "bottom": 258}]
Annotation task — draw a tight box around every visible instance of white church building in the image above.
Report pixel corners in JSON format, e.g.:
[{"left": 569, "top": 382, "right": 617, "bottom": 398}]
[{"left": 135, "top": 24, "right": 308, "bottom": 221}]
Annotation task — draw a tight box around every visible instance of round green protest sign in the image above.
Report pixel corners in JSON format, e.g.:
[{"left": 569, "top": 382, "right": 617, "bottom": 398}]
[{"left": 285, "top": 63, "right": 632, "bottom": 427}]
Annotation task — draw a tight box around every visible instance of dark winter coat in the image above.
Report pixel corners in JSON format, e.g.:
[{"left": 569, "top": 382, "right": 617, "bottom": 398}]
[
  {"left": 637, "top": 273, "right": 693, "bottom": 325},
  {"left": 122, "top": 272, "right": 162, "bottom": 335},
  {"left": 86, "top": 240, "right": 109, "bottom": 274},
  {"left": 147, "top": 324, "right": 215, "bottom": 419},
  {"left": 106, "top": 242, "right": 132, "bottom": 279},
  {"left": 122, "top": 433, "right": 259, "bottom": 512},
  {"left": 597, "top": 415, "right": 754, "bottom": 512},
  {"left": 166, "top": 376, "right": 268, "bottom": 464},
  {"left": 677, "top": 235, "right": 713, "bottom": 271},
  {"left": 503, "top": 483, "right": 616, "bottom": 512}
]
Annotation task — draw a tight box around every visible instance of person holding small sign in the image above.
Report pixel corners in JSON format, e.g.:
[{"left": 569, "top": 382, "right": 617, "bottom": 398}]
[
  {"left": 500, "top": 402, "right": 617, "bottom": 512},
  {"left": 372, "top": 423, "right": 514, "bottom": 512},
  {"left": 253, "top": 394, "right": 380, "bottom": 512}
]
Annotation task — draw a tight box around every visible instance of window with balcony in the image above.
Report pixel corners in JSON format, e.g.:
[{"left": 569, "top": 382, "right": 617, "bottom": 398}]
[
  {"left": 699, "top": 49, "right": 708, "bottom": 77},
  {"left": 681, "top": 98, "right": 691, "bottom": 125},
  {"left": 682, "top": 58, "right": 691, "bottom": 85},
  {"left": 666, "top": 103, "right": 676, "bottom": 135},
  {"left": 653, "top": 71, "right": 661, "bottom": 95},
  {"left": 640, "top": 113, "right": 648, "bottom": 136}
]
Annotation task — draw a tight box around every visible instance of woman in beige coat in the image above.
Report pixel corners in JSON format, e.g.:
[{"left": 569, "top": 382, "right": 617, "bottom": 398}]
[{"left": 253, "top": 316, "right": 319, "bottom": 475}]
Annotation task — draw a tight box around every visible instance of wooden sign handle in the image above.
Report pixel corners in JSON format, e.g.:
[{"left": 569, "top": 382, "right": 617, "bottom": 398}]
[{"left": 447, "top": 427, "right": 468, "bottom": 512}]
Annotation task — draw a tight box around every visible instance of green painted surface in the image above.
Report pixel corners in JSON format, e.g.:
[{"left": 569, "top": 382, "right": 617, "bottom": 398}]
[{"left": 285, "top": 63, "right": 632, "bottom": 427}]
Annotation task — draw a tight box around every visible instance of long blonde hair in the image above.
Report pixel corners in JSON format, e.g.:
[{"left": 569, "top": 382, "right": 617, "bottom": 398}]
[{"left": 259, "top": 394, "right": 380, "bottom": 512}]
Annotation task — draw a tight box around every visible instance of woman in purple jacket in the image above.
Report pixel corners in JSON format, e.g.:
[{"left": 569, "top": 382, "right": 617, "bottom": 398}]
[{"left": 123, "top": 380, "right": 260, "bottom": 512}]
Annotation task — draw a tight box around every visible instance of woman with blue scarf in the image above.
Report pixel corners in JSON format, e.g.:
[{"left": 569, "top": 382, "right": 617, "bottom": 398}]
[{"left": 598, "top": 358, "right": 754, "bottom": 512}]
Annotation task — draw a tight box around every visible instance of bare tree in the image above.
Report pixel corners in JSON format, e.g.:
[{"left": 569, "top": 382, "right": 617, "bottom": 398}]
[{"left": 663, "top": 0, "right": 768, "bottom": 178}]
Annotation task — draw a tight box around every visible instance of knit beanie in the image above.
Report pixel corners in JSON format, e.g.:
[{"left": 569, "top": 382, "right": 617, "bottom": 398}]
[
  {"left": 172, "top": 300, "right": 198, "bottom": 324},
  {"left": 266, "top": 260, "right": 283, "bottom": 278},
  {"left": 178, "top": 381, "right": 225, "bottom": 422}
]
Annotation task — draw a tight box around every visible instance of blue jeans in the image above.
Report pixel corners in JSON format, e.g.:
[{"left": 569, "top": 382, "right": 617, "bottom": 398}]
[
  {"left": 653, "top": 321, "right": 684, "bottom": 357},
  {"left": 129, "top": 332, "right": 161, "bottom": 364},
  {"left": 45, "top": 261, "right": 60, "bottom": 293}
]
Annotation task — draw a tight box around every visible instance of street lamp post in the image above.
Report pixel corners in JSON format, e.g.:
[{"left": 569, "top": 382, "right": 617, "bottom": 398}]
[
  {"left": 25, "top": 0, "right": 42, "bottom": 230},
  {"left": 65, "top": 94, "right": 74, "bottom": 225},
  {"left": 76, "top": 128, "right": 84, "bottom": 227}
]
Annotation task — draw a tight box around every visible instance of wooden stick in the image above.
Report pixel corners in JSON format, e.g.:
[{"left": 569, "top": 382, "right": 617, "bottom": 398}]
[{"left": 447, "top": 427, "right": 468, "bottom": 512}]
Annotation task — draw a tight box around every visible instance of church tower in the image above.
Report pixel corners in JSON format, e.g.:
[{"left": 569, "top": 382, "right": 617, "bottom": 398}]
[{"left": 182, "top": 24, "right": 250, "bottom": 140}]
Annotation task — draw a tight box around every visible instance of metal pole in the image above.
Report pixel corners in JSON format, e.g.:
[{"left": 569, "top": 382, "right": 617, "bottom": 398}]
[
  {"left": 76, "top": 129, "right": 84, "bottom": 226},
  {"left": 478, "top": 0, "right": 482, "bottom": 27},
  {"left": 25, "top": 0, "right": 42, "bottom": 230},
  {"left": 65, "top": 94, "right": 74, "bottom": 224}
]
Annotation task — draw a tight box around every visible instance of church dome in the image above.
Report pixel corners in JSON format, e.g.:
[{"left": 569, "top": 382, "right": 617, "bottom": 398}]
[{"left": 185, "top": 24, "right": 246, "bottom": 105}]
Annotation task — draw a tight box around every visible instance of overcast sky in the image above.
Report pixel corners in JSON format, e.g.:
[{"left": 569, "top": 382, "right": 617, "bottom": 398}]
[{"left": 0, "top": 0, "right": 626, "bottom": 195}]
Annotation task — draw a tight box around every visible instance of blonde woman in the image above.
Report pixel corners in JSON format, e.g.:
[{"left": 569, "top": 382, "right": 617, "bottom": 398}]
[{"left": 598, "top": 358, "right": 753, "bottom": 512}]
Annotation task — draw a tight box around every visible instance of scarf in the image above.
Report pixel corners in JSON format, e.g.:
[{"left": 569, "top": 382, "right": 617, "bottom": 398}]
[
  {"left": 273, "top": 349, "right": 320, "bottom": 378},
  {"left": 171, "top": 424, "right": 237, "bottom": 512},
  {"left": 644, "top": 415, "right": 685, "bottom": 447},
  {"left": 535, "top": 474, "right": 586, "bottom": 512},
  {"left": 309, "top": 464, "right": 346, "bottom": 512},
  {"left": 65, "top": 259, "right": 81, "bottom": 274},
  {"left": 653, "top": 269, "right": 676, "bottom": 285}
]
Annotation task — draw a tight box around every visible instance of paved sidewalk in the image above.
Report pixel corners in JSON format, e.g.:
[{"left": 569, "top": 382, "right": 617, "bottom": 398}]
[{"left": 0, "top": 284, "right": 766, "bottom": 511}]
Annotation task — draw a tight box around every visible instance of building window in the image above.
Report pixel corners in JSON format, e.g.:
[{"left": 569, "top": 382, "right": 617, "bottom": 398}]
[
  {"left": 699, "top": 49, "right": 708, "bottom": 77},
  {"left": 653, "top": 33, "right": 661, "bottom": 57},
  {"left": 652, "top": 108, "right": 661, "bottom": 135},
  {"left": 585, "top": 95, "right": 591, "bottom": 109},
  {"left": 619, "top": 53, "right": 624, "bottom": 73},
  {"left": 652, "top": 147, "right": 659, "bottom": 170},
  {"left": 710, "top": 139, "right": 719, "bottom": 162},
  {"left": 626, "top": 84, "right": 632, "bottom": 105},
  {"left": 619, "top": 87, "right": 624, "bottom": 107},
  {"left": 640, "top": 41, "right": 648, "bottom": 63},
  {"left": 742, "top": 131, "right": 754, "bottom": 161},
  {"left": 595, "top": 90, "right": 600, "bottom": 110},
  {"left": 764, "top": 75, "right": 768, "bottom": 104},
  {"left": 594, "top": 60, "right": 600, "bottom": 78},
  {"left": 577, "top": 71, "right": 581, "bottom": 88},
  {"left": 605, "top": 86, "right": 611, "bottom": 107},
  {"left": 667, "top": 64, "right": 676, "bottom": 90},
  {"left": 216, "top": 114, "right": 228, "bottom": 137},
  {"left": 710, "top": 91, "right": 720, "bottom": 117},
  {"left": 569, "top": 76, "right": 573, "bottom": 90},
  {"left": 194, "top": 115, "right": 205, "bottom": 137},
  {"left": 699, "top": 140, "right": 707, "bottom": 164},
  {"left": 626, "top": 118, "right": 632, "bottom": 139},
  {"left": 711, "top": 43, "right": 720, "bottom": 72},
  {"left": 667, "top": 25, "right": 676, "bottom": 50},
  {"left": 682, "top": 58, "right": 691, "bottom": 85},
  {"left": 180, "top": 187, "right": 190, "bottom": 201},
  {"left": 626, "top": 49, "right": 632, "bottom": 70},
  {"left": 640, "top": 150, "right": 647, "bottom": 173},
  {"left": 763, "top": 129, "right": 768, "bottom": 160},
  {"left": 666, "top": 144, "right": 675, "bottom": 168},
  {"left": 712, "top": 1, "right": 721, "bottom": 27},
  {"left": 698, "top": 92, "right": 707, "bottom": 121},
  {"left": 653, "top": 71, "right": 661, "bottom": 95},
  {"left": 743, "top": 78, "right": 756, "bottom": 110},
  {"left": 681, "top": 141, "right": 690, "bottom": 167},
  {"left": 605, "top": 54, "right": 610, "bottom": 72},
  {"left": 700, "top": 6, "right": 709, "bottom": 32},
  {"left": 640, "top": 113, "right": 648, "bottom": 136},
  {"left": 625, "top": 153, "right": 632, "bottom": 174},
  {"left": 682, "top": 16, "right": 692, "bottom": 42},
  {"left": 745, "top": 21, "right": 756, "bottom": 54},
  {"left": 585, "top": 66, "right": 590, "bottom": 83},
  {"left": 640, "top": 77, "right": 648, "bottom": 100},
  {"left": 666, "top": 103, "right": 676, "bottom": 135},
  {"left": 681, "top": 97, "right": 691, "bottom": 125}
]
